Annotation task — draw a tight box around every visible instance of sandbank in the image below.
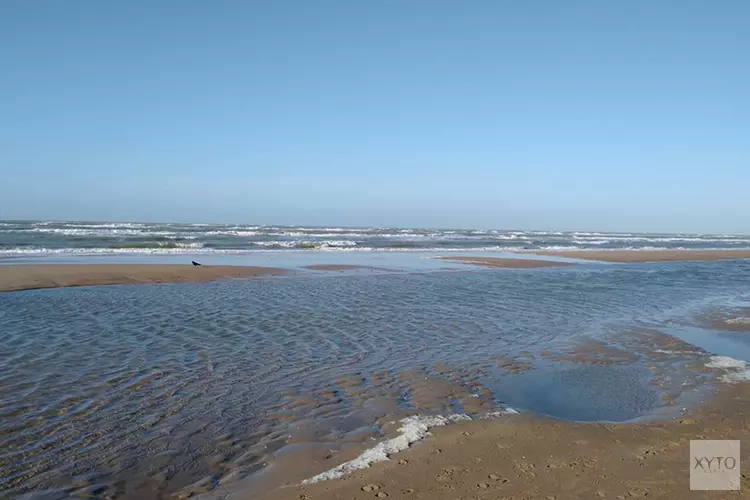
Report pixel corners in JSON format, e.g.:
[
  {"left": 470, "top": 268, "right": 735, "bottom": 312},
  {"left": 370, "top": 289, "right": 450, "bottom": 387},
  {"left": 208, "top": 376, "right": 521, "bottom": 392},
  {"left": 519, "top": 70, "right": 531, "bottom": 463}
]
[
  {"left": 527, "top": 249, "right": 750, "bottom": 263},
  {"left": 0, "top": 264, "right": 287, "bottom": 292}
]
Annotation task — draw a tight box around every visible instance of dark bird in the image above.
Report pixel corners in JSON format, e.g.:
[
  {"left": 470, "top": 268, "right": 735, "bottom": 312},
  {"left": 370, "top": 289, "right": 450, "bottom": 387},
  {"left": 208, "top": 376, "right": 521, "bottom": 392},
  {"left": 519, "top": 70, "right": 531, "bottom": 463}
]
[{"left": 192, "top": 260, "right": 202, "bottom": 267}]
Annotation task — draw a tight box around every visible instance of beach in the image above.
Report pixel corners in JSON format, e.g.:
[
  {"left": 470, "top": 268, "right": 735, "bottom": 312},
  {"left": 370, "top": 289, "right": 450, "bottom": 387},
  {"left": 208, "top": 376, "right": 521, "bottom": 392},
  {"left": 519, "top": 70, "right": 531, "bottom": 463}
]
[
  {"left": 527, "top": 249, "right": 750, "bottom": 263},
  {"left": 4, "top": 248, "right": 750, "bottom": 293},
  {"left": 5, "top": 0, "right": 750, "bottom": 495},
  {"left": 3, "top": 239, "right": 750, "bottom": 499},
  {"left": 261, "top": 382, "right": 750, "bottom": 500},
  {"left": 0, "top": 264, "right": 287, "bottom": 292},
  {"left": 239, "top": 325, "right": 750, "bottom": 500}
]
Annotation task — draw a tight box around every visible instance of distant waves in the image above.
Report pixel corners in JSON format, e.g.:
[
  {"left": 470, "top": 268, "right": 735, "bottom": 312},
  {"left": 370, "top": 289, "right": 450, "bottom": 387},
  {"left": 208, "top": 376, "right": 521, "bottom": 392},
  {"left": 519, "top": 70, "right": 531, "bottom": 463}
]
[{"left": 2, "top": 220, "right": 750, "bottom": 256}]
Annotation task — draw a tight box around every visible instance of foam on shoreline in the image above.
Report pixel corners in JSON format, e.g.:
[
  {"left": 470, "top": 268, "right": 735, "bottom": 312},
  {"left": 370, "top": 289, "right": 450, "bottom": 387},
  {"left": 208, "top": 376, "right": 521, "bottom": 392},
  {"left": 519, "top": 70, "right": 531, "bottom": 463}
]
[
  {"left": 304, "top": 409, "right": 517, "bottom": 483},
  {"left": 706, "top": 356, "right": 750, "bottom": 382}
]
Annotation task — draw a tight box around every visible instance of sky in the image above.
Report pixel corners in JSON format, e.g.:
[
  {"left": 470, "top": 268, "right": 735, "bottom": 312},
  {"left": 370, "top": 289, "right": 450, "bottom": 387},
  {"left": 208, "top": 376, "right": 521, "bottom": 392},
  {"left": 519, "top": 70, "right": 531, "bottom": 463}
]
[{"left": 1, "top": 1, "right": 748, "bottom": 232}]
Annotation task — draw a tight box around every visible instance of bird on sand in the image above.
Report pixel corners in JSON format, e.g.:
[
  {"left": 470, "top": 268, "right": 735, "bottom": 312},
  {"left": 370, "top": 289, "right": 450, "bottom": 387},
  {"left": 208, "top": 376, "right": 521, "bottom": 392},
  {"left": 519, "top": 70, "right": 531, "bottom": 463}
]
[{"left": 192, "top": 260, "right": 202, "bottom": 267}]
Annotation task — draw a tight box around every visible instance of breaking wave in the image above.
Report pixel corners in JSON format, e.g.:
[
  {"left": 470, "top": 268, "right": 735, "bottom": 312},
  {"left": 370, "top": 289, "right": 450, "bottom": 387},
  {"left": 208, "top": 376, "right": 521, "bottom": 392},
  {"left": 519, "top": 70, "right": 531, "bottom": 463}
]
[{"left": 2, "top": 220, "right": 750, "bottom": 256}]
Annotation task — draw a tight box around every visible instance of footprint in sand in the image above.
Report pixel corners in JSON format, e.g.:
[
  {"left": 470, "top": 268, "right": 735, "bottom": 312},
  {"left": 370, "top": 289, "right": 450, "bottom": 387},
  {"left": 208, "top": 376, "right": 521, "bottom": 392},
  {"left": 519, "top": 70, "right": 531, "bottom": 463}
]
[
  {"left": 435, "top": 467, "right": 458, "bottom": 483},
  {"left": 488, "top": 473, "right": 509, "bottom": 483},
  {"left": 514, "top": 461, "right": 537, "bottom": 476}
]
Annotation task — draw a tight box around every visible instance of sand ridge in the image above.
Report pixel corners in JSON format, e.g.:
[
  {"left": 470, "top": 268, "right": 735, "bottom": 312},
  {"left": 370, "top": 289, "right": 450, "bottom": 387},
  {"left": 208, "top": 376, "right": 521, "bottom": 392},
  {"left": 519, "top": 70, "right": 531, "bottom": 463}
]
[
  {"left": 526, "top": 249, "right": 750, "bottom": 263},
  {"left": 0, "top": 264, "right": 288, "bottom": 292}
]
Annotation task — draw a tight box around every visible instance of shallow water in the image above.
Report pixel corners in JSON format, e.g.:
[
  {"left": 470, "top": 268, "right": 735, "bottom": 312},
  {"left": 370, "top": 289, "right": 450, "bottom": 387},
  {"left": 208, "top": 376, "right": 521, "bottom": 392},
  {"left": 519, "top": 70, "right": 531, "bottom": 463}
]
[{"left": 2, "top": 260, "right": 750, "bottom": 498}]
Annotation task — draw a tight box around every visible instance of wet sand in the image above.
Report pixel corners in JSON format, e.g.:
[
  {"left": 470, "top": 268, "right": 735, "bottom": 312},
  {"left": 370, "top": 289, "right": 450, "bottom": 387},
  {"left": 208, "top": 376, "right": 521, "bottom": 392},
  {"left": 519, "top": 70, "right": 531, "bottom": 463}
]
[
  {"left": 440, "top": 256, "right": 575, "bottom": 268},
  {"left": 0, "top": 264, "right": 287, "bottom": 292},
  {"left": 6, "top": 256, "right": 750, "bottom": 499},
  {"left": 696, "top": 306, "right": 750, "bottom": 332},
  {"left": 261, "top": 381, "right": 750, "bottom": 500},
  {"left": 528, "top": 249, "right": 750, "bottom": 263}
]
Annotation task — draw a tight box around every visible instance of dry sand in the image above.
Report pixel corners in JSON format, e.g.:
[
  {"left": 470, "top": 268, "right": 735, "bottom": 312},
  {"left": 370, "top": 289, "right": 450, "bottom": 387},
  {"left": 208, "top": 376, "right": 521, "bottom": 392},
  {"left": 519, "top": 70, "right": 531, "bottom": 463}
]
[
  {"left": 260, "top": 382, "right": 750, "bottom": 500},
  {"left": 0, "top": 264, "right": 287, "bottom": 292},
  {"left": 527, "top": 249, "right": 750, "bottom": 263},
  {"left": 440, "top": 256, "right": 575, "bottom": 268}
]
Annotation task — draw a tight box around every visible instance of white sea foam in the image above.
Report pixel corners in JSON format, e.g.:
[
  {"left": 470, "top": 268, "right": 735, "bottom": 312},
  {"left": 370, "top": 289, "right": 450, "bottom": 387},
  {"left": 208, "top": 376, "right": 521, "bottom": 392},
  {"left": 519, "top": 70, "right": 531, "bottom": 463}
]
[
  {"left": 303, "top": 408, "right": 516, "bottom": 484},
  {"left": 2, "top": 242, "right": 749, "bottom": 257},
  {"left": 252, "top": 241, "right": 300, "bottom": 248},
  {"left": 653, "top": 349, "right": 703, "bottom": 355},
  {"left": 705, "top": 356, "right": 750, "bottom": 383},
  {"left": 19, "top": 227, "right": 185, "bottom": 238},
  {"left": 0, "top": 245, "right": 562, "bottom": 256},
  {"left": 261, "top": 232, "right": 426, "bottom": 238},
  {"left": 170, "top": 242, "right": 204, "bottom": 249},
  {"left": 0, "top": 243, "right": 206, "bottom": 256},
  {"left": 725, "top": 317, "right": 750, "bottom": 325},
  {"left": 316, "top": 240, "right": 359, "bottom": 248},
  {"left": 6, "top": 223, "right": 750, "bottom": 248},
  {"left": 571, "top": 234, "right": 750, "bottom": 244},
  {"left": 482, "top": 408, "right": 519, "bottom": 418},
  {"left": 28, "top": 222, "right": 149, "bottom": 229},
  {"left": 196, "top": 230, "right": 262, "bottom": 236},
  {"left": 251, "top": 240, "right": 358, "bottom": 249}
]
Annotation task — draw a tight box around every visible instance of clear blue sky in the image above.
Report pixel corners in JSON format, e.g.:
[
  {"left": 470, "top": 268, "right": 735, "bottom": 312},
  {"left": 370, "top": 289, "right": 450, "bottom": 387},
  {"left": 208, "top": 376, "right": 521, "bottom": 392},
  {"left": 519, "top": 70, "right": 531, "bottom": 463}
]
[{"left": 1, "top": 1, "right": 748, "bottom": 232}]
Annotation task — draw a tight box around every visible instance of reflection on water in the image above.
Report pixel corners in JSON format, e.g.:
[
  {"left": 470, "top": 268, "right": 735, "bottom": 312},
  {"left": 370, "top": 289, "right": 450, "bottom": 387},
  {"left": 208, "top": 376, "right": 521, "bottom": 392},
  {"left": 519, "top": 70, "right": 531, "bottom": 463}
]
[{"left": 2, "top": 260, "right": 750, "bottom": 498}]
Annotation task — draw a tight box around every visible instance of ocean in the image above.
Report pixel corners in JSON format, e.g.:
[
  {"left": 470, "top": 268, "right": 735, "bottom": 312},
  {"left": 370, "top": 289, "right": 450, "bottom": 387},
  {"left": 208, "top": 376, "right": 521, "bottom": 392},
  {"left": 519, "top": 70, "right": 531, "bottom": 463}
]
[{"left": 2, "top": 220, "right": 750, "bottom": 256}]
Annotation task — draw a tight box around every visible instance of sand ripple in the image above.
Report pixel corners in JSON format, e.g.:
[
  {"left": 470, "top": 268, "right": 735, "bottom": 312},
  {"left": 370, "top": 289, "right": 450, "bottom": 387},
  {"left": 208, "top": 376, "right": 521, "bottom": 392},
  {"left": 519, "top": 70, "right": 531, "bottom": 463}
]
[{"left": 3, "top": 260, "right": 750, "bottom": 498}]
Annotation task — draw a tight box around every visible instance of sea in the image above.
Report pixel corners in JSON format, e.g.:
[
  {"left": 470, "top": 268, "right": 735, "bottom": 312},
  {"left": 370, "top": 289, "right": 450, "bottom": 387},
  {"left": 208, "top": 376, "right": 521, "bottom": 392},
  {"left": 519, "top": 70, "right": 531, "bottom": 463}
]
[
  {"left": 2, "top": 220, "right": 750, "bottom": 256},
  {"left": 3, "top": 221, "right": 750, "bottom": 499}
]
